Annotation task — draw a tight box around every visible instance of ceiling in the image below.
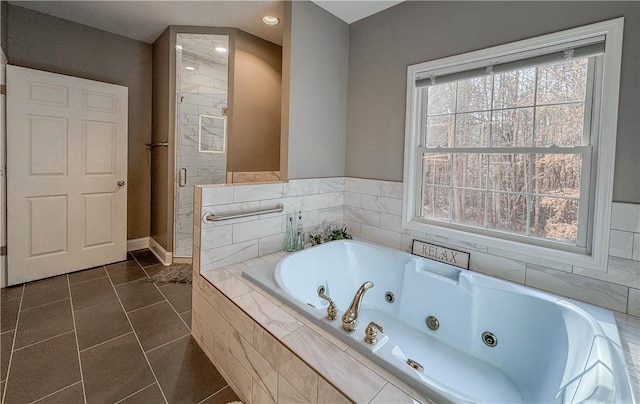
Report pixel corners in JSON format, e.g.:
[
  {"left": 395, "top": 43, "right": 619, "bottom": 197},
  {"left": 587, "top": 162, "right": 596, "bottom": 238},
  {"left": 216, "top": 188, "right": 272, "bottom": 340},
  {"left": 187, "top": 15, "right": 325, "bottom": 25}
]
[
  {"left": 9, "top": 1, "right": 284, "bottom": 45},
  {"left": 9, "top": 1, "right": 405, "bottom": 46},
  {"left": 311, "top": 0, "right": 404, "bottom": 24}
]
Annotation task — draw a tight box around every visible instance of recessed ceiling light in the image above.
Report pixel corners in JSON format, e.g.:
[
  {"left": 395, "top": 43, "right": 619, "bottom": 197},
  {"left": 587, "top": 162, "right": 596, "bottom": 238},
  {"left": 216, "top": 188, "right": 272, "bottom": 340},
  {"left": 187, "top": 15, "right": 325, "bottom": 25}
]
[
  {"left": 185, "top": 66, "right": 195, "bottom": 71},
  {"left": 215, "top": 46, "right": 227, "bottom": 53},
  {"left": 262, "top": 15, "right": 280, "bottom": 26}
]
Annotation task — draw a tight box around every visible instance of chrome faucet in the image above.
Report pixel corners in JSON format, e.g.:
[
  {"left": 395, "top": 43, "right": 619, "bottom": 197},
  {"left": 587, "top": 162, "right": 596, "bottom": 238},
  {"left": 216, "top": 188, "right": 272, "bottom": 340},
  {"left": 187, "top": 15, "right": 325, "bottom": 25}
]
[{"left": 342, "top": 281, "right": 374, "bottom": 331}]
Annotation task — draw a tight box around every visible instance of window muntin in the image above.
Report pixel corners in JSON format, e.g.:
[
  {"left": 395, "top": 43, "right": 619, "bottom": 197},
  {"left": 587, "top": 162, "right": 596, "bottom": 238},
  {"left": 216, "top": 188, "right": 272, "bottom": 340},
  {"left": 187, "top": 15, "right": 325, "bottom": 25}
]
[{"left": 417, "top": 57, "right": 592, "bottom": 247}]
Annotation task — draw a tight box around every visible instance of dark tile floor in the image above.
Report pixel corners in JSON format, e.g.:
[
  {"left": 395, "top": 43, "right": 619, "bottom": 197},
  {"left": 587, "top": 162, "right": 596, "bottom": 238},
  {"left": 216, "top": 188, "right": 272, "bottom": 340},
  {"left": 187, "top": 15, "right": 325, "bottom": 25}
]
[{"left": 0, "top": 250, "right": 239, "bottom": 404}]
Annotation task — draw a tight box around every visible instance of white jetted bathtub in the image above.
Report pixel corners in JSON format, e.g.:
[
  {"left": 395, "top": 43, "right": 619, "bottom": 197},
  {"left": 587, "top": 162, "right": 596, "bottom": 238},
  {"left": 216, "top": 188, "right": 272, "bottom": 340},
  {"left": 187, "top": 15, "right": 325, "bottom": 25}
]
[{"left": 243, "top": 240, "right": 634, "bottom": 403}]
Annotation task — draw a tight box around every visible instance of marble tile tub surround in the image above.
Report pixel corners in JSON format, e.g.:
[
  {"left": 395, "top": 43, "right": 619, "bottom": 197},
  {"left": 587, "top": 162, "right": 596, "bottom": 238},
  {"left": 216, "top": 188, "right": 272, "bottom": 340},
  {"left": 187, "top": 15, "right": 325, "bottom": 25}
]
[
  {"left": 195, "top": 178, "right": 345, "bottom": 272},
  {"left": 192, "top": 257, "right": 431, "bottom": 404},
  {"left": 196, "top": 177, "right": 640, "bottom": 316},
  {"left": 194, "top": 179, "right": 639, "bottom": 402}
]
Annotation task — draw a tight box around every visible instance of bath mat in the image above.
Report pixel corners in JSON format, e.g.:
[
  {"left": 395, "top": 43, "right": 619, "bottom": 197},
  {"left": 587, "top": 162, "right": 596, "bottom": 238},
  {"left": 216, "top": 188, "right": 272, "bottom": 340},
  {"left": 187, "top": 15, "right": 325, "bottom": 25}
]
[{"left": 149, "top": 263, "right": 193, "bottom": 284}]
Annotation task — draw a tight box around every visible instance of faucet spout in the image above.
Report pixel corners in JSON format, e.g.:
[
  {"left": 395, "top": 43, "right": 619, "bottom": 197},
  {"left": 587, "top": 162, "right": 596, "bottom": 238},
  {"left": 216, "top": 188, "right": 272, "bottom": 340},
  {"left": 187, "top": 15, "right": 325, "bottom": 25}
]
[{"left": 342, "top": 281, "right": 374, "bottom": 332}]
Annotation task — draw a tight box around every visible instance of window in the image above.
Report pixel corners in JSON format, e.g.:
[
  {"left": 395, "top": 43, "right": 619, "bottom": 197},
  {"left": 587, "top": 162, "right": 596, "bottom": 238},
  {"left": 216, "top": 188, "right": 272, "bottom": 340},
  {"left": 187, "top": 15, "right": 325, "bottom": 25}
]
[{"left": 403, "top": 19, "right": 624, "bottom": 271}]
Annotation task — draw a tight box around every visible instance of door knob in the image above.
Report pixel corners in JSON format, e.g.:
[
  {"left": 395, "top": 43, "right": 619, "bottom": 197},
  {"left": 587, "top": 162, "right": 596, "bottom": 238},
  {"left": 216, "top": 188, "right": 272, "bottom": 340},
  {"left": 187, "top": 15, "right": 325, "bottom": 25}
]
[{"left": 117, "top": 180, "right": 125, "bottom": 187}]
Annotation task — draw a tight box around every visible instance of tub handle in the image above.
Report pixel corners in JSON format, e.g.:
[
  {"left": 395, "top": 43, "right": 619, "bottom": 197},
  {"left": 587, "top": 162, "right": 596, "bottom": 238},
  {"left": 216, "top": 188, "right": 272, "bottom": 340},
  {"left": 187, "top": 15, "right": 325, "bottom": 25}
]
[
  {"left": 317, "top": 286, "right": 338, "bottom": 321},
  {"left": 364, "top": 322, "right": 384, "bottom": 345}
]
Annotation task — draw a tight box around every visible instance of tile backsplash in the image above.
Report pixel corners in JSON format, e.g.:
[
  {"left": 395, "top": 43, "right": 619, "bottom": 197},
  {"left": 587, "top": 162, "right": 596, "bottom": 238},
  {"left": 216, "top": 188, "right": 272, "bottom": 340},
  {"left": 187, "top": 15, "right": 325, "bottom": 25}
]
[{"left": 195, "top": 177, "right": 640, "bottom": 316}]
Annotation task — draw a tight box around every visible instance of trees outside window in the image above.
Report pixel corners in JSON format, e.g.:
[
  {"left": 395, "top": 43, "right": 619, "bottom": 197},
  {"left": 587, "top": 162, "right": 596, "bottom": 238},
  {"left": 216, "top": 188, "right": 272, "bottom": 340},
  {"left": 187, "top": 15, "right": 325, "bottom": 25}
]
[{"left": 420, "top": 58, "right": 587, "bottom": 245}]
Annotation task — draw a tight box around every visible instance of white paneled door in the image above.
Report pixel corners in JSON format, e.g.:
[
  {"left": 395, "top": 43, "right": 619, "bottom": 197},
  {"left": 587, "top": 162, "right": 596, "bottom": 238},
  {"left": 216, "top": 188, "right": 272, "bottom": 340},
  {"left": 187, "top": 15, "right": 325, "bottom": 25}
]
[{"left": 7, "top": 65, "right": 128, "bottom": 285}]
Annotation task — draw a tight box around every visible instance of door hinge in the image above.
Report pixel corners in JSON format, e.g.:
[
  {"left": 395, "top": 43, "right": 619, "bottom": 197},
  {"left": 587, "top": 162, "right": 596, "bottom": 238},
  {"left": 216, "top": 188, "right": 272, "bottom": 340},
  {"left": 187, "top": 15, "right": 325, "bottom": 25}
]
[
  {"left": 0, "top": 85, "right": 5, "bottom": 95},
  {"left": 1, "top": 246, "right": 6, "bottom": 256}
]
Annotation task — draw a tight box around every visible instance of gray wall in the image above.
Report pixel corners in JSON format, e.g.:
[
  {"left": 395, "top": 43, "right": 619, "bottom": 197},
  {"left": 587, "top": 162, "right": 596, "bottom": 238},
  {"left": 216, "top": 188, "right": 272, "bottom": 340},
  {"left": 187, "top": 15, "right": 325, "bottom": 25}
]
[
  {"left": 287, "top": 0, "right": 349, "bottom": 179},
  {"left": 346, "top": 1, "right": 640, "bottom": 203},
  {"left": 150, "top": 27, "right": 172, "bottom": 250},
  {"left": 1, "top": 2, "right": 7, "bottom": 52},
  {"left": 7, "top": 5, "right": 153, "bottom": 238}
]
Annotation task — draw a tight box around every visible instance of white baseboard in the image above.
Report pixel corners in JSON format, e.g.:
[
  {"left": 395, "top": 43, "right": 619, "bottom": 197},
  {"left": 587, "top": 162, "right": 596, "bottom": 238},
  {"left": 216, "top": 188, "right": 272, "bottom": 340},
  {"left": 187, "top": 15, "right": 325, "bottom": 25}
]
[
  {"left": 149, "top": 238, "right": 172, "bottom": 266},
  {"left": 0, "top": 256, "right": 6, "bottom": 288},
  {"left": 127, "top": 237, "right": 150, "bottom": 252}
]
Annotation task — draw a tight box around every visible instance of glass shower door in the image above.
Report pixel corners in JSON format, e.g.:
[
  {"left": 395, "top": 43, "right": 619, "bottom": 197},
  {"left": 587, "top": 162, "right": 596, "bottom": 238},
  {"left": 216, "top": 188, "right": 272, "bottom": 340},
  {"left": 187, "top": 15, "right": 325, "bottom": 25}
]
[{"left": 174, "top": 33, "right": 229, "bottom": 257}]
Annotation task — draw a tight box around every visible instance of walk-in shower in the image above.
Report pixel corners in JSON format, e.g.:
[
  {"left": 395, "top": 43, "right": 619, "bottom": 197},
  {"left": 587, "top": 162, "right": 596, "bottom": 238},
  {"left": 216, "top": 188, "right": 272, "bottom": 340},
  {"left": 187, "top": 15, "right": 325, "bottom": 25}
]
[{"left": 174, "top": 33, "right": 229, "bottom": 257}]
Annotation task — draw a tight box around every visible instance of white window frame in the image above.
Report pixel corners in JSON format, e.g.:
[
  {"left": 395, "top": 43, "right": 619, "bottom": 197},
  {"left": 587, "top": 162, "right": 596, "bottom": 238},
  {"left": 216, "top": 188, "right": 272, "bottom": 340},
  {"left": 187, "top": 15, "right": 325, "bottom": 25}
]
[{"left": 402, "top": 18, "right": 624, "bottom": 272}]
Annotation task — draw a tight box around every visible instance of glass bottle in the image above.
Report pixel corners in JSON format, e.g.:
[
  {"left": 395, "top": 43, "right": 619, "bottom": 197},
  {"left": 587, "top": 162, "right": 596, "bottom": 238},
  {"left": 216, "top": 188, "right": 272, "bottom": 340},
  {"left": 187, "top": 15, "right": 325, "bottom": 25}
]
[
  {"left": 284, "top": 214, "right": 295, "bottom": 252},
  {"left": 295, "top": 211, "right": 305, "bottom": 251}
]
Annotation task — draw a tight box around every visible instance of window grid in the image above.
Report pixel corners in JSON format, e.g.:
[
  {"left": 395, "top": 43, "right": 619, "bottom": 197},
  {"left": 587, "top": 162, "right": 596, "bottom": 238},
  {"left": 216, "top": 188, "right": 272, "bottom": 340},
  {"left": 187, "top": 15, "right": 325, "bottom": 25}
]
[{"left": 420, "top": 59, "right": 591, "bottom": 245}]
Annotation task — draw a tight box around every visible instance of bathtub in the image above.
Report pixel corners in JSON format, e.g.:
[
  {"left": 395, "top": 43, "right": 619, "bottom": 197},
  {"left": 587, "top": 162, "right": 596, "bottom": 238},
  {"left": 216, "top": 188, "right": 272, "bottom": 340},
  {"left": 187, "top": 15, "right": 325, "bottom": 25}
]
[{"left": 243, "top": 240, "right": 634, "bottom": 403}]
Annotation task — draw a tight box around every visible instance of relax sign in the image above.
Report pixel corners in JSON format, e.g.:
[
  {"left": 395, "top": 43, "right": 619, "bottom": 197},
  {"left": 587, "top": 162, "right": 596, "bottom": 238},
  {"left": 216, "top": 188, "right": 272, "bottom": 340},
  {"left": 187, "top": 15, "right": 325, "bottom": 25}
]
[{"left": 411, "top": 240, "right": 470, "bottom": 270}]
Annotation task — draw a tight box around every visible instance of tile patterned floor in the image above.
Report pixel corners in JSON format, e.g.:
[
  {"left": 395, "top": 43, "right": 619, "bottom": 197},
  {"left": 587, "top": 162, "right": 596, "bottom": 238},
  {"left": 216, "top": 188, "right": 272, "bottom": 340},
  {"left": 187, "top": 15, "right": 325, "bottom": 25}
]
[{"left": 0, "top": 250, "right": 239, "bottom": 404}]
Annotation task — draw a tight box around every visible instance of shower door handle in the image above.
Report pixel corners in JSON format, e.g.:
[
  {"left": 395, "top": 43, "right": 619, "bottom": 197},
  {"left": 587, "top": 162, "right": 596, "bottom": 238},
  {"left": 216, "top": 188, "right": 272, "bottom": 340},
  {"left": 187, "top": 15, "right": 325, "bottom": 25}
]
[{"left": 179, "top": 168, "right": 187, "bottom": 187}]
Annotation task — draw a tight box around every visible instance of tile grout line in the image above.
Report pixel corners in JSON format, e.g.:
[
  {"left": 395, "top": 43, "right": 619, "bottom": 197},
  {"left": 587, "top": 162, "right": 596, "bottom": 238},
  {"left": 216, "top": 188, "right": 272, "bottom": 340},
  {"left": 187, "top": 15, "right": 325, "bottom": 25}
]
[
  {"left": 12, "top": 330, "right": 75, "bottom": 353},
  {"left": 197, "top": 385, "right": 228, "bottom": 404},
  {"left": 125, "top": 300, "right": 166, "bottom": 315},
  {"left": 105, "top": 264, "right": 169, "bottom": 404},
  {"left": 1, "top": 284, "right": 25, "bottom": 404},
  {"left": 67, "top": 265, "right": 107, "bottom": 286},
  {"left": 144, "top": 334, "right": 190, "bottom": 355},
  {"left": 78, "top": 331, "right": 135, "bottom": 353},
  {"left": 19, "top": 296, "right": 71, "bottom": 313},
  {"left": 112, "top": 382, "right": 157, "bottom": 404},
  {"left": 67, "top": 274, "right": 88, "bottom": 404},
  {"left": 111, "top": 276, "right": 153, "bottom": 288},
  {"left": 68, "top": 275, "right": 108, "bottom": 287},
  {"left": 141, "top": 264, "right": 164, "bottom": 275},
  {"left": 153, "top": 281, "right": 192, "bottom": 330},
  {"left": 129, "top": 253, "right": 145, "bottom": 271},
  {"left": 130, "top": 248, "right": 162, "bottom": 269},
  {"left": 28, "top": 381, "right": 83, "bottom": 404},
  {"left": 141, "top": 262, "right": 163, "bottom": 269}
]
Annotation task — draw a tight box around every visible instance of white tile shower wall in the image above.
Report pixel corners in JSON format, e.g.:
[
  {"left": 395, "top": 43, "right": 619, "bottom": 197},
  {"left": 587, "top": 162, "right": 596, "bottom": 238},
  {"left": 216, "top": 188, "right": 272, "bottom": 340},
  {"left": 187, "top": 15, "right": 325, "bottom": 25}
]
[
  {"left": 175, "top": 46, "right": 229, "bottom": 257},
  {"left": 196, "top": 179, "right": 344, "bottom": 272},
  {"left": 343, "top": 178, "right": 640, "bottom": 316}
]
